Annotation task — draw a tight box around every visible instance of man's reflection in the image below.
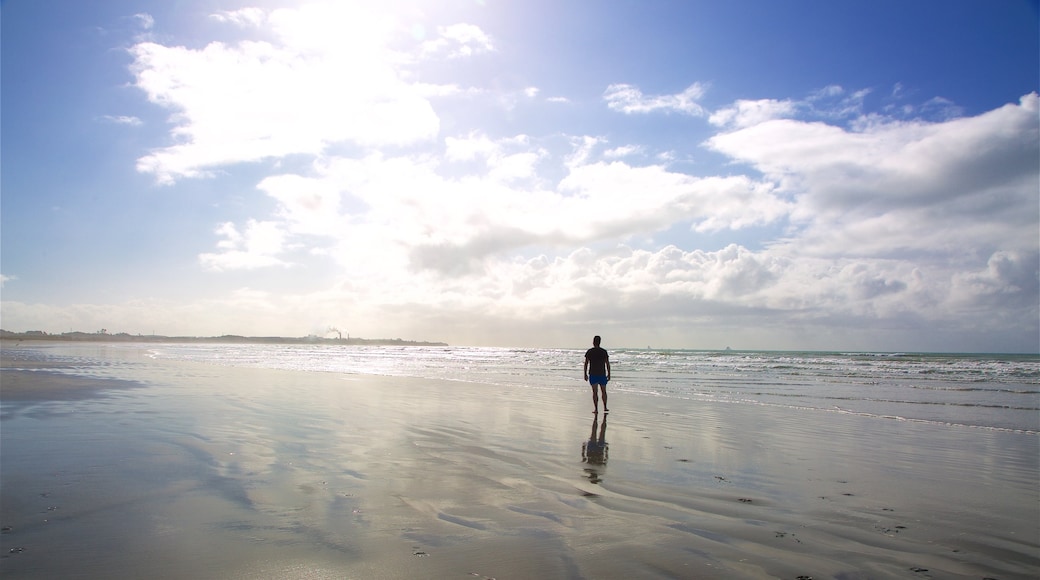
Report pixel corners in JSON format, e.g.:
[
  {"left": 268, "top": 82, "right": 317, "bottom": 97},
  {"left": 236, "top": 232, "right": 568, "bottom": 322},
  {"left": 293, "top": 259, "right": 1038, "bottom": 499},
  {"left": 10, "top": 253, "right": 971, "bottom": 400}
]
[{"left": 581, "top": 414, "right": 608, "bottom": 484}]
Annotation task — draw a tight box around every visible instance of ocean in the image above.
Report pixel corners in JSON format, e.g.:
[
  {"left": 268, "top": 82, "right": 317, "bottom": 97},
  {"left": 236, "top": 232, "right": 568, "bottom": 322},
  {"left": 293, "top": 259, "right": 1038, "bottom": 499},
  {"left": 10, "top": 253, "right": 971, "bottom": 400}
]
[{"left": 23, "top": 343, "right": 1035, "bottom": 434}]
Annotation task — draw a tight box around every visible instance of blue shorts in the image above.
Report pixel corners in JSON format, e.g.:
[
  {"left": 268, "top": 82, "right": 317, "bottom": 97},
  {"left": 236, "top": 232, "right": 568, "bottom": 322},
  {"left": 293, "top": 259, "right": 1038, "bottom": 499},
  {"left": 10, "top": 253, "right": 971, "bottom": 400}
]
[{"left": 589, "top": 375, "right": 608, "bottom": 386}]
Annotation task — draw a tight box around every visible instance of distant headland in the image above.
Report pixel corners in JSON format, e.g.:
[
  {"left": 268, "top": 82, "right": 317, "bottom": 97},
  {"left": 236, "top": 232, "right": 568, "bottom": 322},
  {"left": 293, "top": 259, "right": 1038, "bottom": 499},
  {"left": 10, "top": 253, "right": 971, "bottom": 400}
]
[{"left": 0, "top": 329, "right": 448, "bottom": 347}]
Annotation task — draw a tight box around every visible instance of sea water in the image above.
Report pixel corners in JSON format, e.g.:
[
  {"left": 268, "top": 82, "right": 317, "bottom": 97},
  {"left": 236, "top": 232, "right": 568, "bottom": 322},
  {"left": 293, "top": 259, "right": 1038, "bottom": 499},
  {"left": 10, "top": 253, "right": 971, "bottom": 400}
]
[
  {"left": 7, "top": 343, "right": 1037, "bottom": 434},
  {"left": 133, "top": 344, "right": 1039, "bottom": 434}
]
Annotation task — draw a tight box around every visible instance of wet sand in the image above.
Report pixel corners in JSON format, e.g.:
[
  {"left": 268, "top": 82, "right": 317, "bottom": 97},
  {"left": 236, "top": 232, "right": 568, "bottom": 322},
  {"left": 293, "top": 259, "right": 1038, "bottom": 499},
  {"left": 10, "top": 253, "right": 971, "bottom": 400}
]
[{"left": 1, "top": 344, "right": 1037, "bottom": 579}]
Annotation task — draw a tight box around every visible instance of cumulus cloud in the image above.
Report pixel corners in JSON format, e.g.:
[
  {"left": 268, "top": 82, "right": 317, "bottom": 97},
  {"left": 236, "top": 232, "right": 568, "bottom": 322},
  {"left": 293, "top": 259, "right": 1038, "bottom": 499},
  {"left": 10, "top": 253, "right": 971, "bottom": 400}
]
[
  {"left": 106, "top": 4, "right": 1038, "bottom": 350},
  {"left": 257, "top": 174, "right": 345, "bottom": 238},
  {"left": 707, "top": 93, "right": 1040, "bottom": 259},
  {"left": 199, "top": 220, "right": 289, "bottom": 271},
  {"left": 130, "top": 3, "right": 444, "bottom": 184}
]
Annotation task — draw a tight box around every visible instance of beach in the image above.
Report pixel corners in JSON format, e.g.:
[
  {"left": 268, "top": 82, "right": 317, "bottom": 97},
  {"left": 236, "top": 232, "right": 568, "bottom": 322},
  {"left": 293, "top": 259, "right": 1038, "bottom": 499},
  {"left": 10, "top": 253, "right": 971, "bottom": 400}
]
[{"left": 1, "top": 343, "right": 1037, "bottom": 579}]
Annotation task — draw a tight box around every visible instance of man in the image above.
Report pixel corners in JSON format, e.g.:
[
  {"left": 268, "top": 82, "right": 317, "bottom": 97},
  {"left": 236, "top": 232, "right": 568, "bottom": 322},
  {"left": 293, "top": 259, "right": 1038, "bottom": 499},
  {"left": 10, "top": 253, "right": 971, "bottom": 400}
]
[{"left": 583, "top": 335, "right": 611, "bottom": 413}]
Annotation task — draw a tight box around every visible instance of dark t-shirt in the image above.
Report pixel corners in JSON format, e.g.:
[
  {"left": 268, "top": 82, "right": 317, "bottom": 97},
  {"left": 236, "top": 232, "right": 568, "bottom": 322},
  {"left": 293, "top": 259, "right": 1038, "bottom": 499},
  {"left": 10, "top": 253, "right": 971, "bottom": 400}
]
[{"left": 585, "top": 347, "right": 609, "bottom": 375}]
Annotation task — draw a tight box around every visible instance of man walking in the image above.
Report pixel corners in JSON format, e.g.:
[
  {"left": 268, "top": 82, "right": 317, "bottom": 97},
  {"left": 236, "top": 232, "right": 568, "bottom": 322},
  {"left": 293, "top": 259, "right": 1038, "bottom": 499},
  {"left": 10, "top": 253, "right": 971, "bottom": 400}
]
[{"left": 583, "top": 335, "right": 611, "bottom": 413}]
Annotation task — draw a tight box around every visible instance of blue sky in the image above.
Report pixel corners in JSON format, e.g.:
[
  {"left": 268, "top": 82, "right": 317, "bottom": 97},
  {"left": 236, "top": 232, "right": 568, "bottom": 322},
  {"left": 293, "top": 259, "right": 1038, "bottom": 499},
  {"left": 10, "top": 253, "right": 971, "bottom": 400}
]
[{"left": 2, "top": 0, "right": 1038, "bottom": 351}]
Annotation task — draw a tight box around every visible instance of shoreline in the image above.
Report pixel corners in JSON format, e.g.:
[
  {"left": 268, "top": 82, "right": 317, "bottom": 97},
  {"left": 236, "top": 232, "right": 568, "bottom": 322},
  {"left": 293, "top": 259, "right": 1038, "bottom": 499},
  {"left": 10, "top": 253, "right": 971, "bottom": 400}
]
[{"left": 1, "top": 344, "right": 1037, "bottom": 579}]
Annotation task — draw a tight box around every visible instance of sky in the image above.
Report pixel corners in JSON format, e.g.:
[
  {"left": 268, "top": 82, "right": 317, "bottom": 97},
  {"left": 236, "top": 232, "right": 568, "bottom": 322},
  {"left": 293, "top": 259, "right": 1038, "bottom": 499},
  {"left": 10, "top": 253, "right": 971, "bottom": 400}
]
[{"left": 2, "top": 0, "right": 1038, "bottom": 352}]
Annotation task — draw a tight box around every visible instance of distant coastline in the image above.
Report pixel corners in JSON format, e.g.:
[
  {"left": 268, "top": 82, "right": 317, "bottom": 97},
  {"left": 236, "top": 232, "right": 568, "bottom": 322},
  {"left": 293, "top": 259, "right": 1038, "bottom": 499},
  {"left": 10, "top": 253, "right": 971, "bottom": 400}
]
[{"left": 0, "top": 329, "right": 448, "bottom": 347}]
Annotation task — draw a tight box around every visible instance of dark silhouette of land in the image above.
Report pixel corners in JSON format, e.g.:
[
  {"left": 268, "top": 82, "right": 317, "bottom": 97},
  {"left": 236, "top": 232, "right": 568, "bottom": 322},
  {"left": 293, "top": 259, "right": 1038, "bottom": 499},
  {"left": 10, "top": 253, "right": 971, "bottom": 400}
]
[{"left": 0, "top": 329, "right": 447, "bottom": 347}]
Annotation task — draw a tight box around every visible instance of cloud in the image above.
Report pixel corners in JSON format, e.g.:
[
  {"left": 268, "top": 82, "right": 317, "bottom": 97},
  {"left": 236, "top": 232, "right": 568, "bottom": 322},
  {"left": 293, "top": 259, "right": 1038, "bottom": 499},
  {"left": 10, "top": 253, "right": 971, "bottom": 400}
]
[
  {"left": 806, "top": 85, "right": 871, "bottom": 118},
  {"left": 709, "top": 98, "right": 796, "bottom": 129},
  {"left": 444, "top": 132, "right": 543, "bottom": 182},
  {"left": 133, "top": 13, "right": 154, "bottom": 30},
  {"left": 257, "top": 174, "right": 345, "bottom": 237},
  {"left": 707, "top": 93, "right": 1040, "bottom": 259},
  {"left": 101, "top": 115, "right": 143, "bottom": 126},
  {"left": 103, "top": 5, "right": 1038, "bottom": 350},
  {"left": 210, "top": 8, "right": 266, "bottom": 27},
  {"left": 708, "top": 86, "right": 892, "bottom": 130},
  {"left": 193, "top": 79, "right": 1035, "bottom": 344},
  {"left": 558, "top": 162, "right": 790, "bottom": 235},
  {"left": 0, "top": 274, "right": 15, "bottom": 288},
  {"left": 130, "top": 2, "right": 444, "bottom": 184},
  {"left": 199, "top": 220, "right": 289, "bottom": 271},
  {"left": 603, "top": 145, "right": 642, "bottom": 159},
  {"left": 603, "top": 83, "right": 708, "bottom": 116},
  {"left": 421, "top": 23, "right": 495, "bottom": 58},
  {"left": 203, "top": 128, "right": 791, "bottom": 281}
]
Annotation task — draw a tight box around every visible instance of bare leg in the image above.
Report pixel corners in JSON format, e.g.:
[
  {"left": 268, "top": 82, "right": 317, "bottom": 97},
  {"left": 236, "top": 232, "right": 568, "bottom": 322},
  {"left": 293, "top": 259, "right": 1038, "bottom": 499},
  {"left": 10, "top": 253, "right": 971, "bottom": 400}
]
[
  {"left": 591, "top": 385, "right": 599, "bottom": 413},
  {"left": 600, "top": 385, "right": 608, "bottom": 412}
]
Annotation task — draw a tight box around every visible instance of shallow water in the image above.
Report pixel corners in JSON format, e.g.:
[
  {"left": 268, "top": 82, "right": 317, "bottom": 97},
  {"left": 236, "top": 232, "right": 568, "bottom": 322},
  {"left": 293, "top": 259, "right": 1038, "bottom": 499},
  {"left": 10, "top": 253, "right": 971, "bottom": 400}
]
[
  {"left": 132, "top": 344, "right": 1040, "bottom": 432},
  {"left": 1, "top": 343, "right": 1038, "bottom": 579}
]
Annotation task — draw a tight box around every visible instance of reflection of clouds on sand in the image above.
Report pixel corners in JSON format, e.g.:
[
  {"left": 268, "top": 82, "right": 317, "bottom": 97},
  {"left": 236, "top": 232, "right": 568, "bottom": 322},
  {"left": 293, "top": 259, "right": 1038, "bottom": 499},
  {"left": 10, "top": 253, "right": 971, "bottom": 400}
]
[{"left": 581, "top": 414, "right": 608, "bottom": 484}]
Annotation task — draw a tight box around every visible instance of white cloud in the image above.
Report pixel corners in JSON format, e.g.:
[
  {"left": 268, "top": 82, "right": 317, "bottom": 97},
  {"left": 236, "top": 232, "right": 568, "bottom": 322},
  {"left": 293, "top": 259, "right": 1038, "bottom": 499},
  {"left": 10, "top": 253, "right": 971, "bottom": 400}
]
[
  {"left": 421, "top": 23, "right": 495, "bottom": 58},
  {"left": 443, "top": 133, "right": 543, "bottom": 182},
  {"left": 101, "top": 115, "right": 143, "bottom": 126},
  {"left": 0, "top": 274, "right": 15, "bottom": 288},
  {"left": 445, "top": 132, "right": 498, "bottom": 161},
  {"left": 257, "top": 174, "right": 345, "bottom": 237},
  {"left": 130, "top": 2, "right": 442, "bottom": 184},
  {"left": 199, "top": 220, "right": 289, "bottom": 271},
  {"left": 558, "top": 162, "right": 790, "bottom": 235},
  {"left": 603, "top": 83, "right": 708, "bottom": 116},
  {"left": 707, "top": 93, "right": 1040, "bottom": 258},
  {"left": 603, "top": 145, "right": 642, "bottom": 159},
  {"left": 709, "top": 98, "right": 796, "bottom": 128},
  {"left": 102, "top": 7, "right": 1038, "bottom": 350},
  {"left": 206, "top": 133, "right": 790, "bottom": 285},
  {"left": 210, "top": 8, "right": 266, "bottom": 27},
  {"left": 566, "top": 135, "right": 603, "bottom": 168}
]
